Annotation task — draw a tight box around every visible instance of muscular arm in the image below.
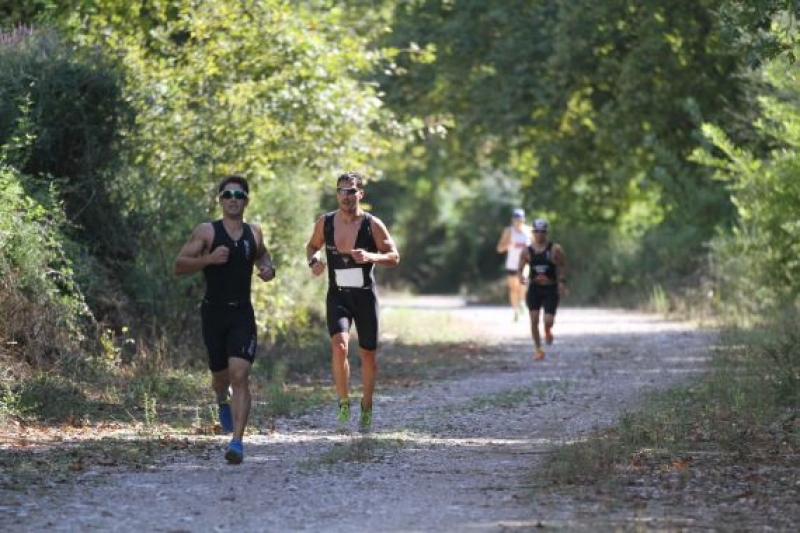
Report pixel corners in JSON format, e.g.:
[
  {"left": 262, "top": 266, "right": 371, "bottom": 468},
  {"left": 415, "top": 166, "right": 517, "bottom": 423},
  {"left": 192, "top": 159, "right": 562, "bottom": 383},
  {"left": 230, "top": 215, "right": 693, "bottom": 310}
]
[
  {"left": 554, "top": 244, "right": 568, "bottom": 281},
  {"left": 174, "top": 223, "right": 217, "bottom": 276},
  {"left": 305, "top": 216, "right": 327, "bottom": 276},
  {"left": 251, "top": 223, "right": 276, "bottom": 282},
  {"left": 553, "top": 244, "right": 568, "bottom": 296},
  {"left": 352, "top": 217, "right": 399, "bottom": 267}
]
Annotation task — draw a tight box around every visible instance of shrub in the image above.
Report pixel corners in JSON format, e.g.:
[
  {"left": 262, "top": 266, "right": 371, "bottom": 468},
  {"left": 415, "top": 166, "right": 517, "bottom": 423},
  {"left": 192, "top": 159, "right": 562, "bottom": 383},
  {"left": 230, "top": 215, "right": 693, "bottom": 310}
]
[{"left": 0, "top": 165, "right": 96, "bottom": 371}]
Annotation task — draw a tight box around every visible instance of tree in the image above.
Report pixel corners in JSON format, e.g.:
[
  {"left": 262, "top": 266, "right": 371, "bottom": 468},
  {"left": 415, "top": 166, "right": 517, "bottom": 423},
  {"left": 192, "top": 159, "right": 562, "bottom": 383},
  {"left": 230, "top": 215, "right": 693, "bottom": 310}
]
[{"left": 56, "top": 0, "right": 407, "bottom": 338}]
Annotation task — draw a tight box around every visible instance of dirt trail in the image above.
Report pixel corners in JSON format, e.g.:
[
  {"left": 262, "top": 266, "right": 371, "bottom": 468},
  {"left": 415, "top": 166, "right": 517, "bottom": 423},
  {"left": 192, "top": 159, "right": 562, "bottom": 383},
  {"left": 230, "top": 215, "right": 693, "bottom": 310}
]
[{"left": 3, "top": 297, "right": 716, "bottom": 532}]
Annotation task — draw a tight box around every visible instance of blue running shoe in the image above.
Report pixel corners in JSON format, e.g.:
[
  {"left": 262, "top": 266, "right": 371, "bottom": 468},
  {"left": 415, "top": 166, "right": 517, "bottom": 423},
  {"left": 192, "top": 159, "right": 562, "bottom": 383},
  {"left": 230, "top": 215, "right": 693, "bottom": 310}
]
[
  {"left": 225, "top": 439, "right": 244, "bottom": 464},
  {"left": 218, "top": 402, "right": 233, "bottom": 434}
]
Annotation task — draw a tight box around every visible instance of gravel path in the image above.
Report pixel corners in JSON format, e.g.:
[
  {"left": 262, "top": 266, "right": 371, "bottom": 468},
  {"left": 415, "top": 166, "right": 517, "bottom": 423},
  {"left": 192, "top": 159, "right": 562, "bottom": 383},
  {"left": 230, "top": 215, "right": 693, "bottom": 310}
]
[{"left": 3, "top": 298, "right": 715, "bottom": 532}]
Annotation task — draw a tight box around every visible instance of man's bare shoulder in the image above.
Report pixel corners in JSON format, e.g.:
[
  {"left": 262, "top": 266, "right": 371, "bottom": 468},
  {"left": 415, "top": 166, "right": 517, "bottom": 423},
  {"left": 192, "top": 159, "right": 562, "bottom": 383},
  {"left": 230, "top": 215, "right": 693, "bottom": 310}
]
[
  {"left": 368, "top": 213, "right": 392, "bottom": 233},
  {"left": 193, "top": 222, "right": 215, "bottom": 239}
]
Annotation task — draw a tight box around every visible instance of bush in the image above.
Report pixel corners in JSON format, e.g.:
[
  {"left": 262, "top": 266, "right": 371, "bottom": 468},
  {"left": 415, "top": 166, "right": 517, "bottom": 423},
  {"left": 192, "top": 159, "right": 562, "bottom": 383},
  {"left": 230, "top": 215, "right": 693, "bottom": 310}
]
[
  {"left": 0, "top": 26, "right": 138, "bottom": 323},
  {"left": 0, "top": 27, "right": 133, "bottom": 240},
  {"left": 0, "top": 166, "right": 96, "bottom": 371}
]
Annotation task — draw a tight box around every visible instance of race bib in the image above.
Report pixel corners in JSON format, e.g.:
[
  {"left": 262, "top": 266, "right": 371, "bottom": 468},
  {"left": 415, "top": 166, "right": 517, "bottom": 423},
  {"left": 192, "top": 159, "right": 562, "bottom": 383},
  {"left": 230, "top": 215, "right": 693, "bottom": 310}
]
[{"left": 334, "top": 268, "right": 364, "bottom": 288}]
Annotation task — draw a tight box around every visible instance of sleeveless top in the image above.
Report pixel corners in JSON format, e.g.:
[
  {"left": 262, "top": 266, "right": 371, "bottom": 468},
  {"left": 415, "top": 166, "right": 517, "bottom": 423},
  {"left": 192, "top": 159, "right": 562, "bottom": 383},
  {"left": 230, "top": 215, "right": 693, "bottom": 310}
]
[
  {"left": 324, "top": 211, "right": 378, "bottom": 290},
  {"left": 505, "top": 225, "right": 531, "bottom": 270},
  {"left": 528, "top": 242, "right": 558, "bottom": 285},
  {"left": 203, "top": 220, "right": 257, "bottom": 304}
]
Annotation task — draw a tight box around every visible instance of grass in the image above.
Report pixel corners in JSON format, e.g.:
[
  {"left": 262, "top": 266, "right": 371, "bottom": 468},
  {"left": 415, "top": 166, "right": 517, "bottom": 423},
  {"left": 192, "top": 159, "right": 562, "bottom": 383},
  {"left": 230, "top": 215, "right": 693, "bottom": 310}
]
[
  {"left": 537, "top": 317, "right": 800, "bottom": 488},
  {"left": 378, "top": 305, "right": 501, "bottom": 384},
  {"left": 305, "top": 435, "right": 408, "bottom": 468},
  {"left": 0, "top": 434, "right": 216, "bottom": 490},
  {"left": 381, "top": 306, "right": 475, "bottom": 344}
]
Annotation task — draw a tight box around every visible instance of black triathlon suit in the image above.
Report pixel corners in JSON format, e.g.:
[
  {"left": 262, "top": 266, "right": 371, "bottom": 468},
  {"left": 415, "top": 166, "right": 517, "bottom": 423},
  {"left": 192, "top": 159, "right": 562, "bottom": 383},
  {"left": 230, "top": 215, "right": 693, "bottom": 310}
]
[
  {"left": 200, "top": 220, "right": 258, "bottom": 372},
  {"left": 324, "top": 211, "right": 380, "bottom": 351},
  {"left": 526, "top": 242, "right": 560, "bottom": 315}
]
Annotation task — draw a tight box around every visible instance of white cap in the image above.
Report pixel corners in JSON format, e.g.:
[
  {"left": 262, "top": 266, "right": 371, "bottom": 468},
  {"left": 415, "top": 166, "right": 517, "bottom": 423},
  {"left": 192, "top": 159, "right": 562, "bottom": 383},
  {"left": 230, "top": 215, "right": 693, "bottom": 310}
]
[
  {"left": 512, "top": 208, "right": 525, "bottom": 219},
  {"left": 533, "top": 218, "right": 549, "bottom": 231}
]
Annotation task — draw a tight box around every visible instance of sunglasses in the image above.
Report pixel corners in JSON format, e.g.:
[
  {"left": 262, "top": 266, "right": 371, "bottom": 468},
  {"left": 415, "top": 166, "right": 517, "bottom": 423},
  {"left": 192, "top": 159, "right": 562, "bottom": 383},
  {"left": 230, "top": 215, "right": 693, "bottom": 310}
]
[
  {"left": 336, "top": 187, "right": 359, "bottom": 196},
  {"left": 533, "top": 229, "right": 547, "bottom": 233},
  {"left": 219, "top": 190, "right": 248, "bottom": 200}
]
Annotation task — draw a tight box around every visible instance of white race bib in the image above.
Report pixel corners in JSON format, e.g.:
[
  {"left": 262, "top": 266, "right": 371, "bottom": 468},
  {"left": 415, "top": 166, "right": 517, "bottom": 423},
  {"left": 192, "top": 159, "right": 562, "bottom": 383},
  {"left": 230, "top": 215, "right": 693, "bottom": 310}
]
[{"left": 334, "top": 268, "right": 364, "bottom": 288}]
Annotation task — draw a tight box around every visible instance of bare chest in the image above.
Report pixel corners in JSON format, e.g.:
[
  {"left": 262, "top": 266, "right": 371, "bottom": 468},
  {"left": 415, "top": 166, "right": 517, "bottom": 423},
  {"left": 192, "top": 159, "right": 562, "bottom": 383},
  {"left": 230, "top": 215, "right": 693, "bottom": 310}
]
[{"left": 333, "top": 217, "right": 363, "bottom": 253}]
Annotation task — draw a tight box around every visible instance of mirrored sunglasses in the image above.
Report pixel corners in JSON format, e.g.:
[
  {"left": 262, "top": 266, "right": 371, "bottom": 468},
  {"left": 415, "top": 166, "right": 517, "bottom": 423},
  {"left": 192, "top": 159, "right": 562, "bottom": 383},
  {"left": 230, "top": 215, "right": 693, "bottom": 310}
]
[
  {"left": 336, "top": 187, "right": 359, "bottom": 196},
  {"left": 220, "top": 189, "right": 248, "bottom": 200}
]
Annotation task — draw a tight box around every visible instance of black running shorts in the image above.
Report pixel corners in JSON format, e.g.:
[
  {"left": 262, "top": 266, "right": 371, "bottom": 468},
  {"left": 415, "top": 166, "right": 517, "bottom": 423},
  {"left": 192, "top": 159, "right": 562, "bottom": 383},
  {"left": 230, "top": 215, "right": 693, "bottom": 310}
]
[
  {"left": 326, "top": 288, "right": 379, "bottom": 351},
  {"left": 526, "top": 284, "right": 560, "bottom": 315},
  {"left": 200, "top": 301, "right": 257, "bottom": 372}
]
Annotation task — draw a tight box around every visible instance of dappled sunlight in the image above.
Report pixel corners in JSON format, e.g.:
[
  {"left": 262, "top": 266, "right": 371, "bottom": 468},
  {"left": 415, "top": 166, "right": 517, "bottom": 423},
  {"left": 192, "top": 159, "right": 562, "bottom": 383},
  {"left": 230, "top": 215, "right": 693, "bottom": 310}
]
[{"left": 266, "top": 429, "right": 556, "bottom": 449}]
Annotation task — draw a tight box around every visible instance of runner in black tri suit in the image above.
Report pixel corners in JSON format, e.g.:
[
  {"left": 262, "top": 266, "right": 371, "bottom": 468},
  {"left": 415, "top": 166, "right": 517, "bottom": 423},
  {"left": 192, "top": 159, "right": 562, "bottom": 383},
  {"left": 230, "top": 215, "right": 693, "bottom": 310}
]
[
  {"left": 305, "top": 171, "right": 400, "bottom": 431},
  {"left": 174, "top": 175, "right": 276, "bottom": 464},
  {"left": 518, "top": 218, "right": 568, "bottom": 360}
]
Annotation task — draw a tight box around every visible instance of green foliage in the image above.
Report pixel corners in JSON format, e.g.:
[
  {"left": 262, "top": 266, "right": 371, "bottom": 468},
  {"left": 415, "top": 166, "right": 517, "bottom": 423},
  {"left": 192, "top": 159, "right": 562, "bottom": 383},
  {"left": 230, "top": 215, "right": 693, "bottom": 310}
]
[
  {"left": 0, "top": 25, "right": 142, "bottom": 341},
  {"left": 697, "top": 48, "right": 800, "bottom": 317},
  {"left": 0, "top": 165, "right": 96, "bottom": 370},
  {"left": 0, "top": 2, "right": 58, "bottom": 26},
  {"left": 373, "top": 0, "right": 770, "bottom": 299},
  {"left": 380, "top": 0, "right": 743, "bottom": 222},
  {"left": 758, "top": 310, "right": 800, "bottom": 405},
  {"left": 259, "top": 320, "right": 331, "bottom": 379},
  {"left": 15, "top": 373, "right": 91, "bottom": 421},
  {"left": 372, "top": 164, "right": 527, "bottom": 293},
  {"left": 716, "top": 0, "right": 800, "bottom": 66},
  {"left": 56, "top": 0, "right": 407, "bottom": 343},
  {"left": 0, "top": 27, "right": 135, "bottom": 260}
]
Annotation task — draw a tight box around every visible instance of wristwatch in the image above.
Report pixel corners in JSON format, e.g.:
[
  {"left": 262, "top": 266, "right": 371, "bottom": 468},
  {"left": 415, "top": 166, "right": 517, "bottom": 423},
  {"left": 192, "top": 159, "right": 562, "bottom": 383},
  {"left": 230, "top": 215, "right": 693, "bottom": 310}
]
[{"left": 308, "top": 257, "right": 320, "bottom": 267}]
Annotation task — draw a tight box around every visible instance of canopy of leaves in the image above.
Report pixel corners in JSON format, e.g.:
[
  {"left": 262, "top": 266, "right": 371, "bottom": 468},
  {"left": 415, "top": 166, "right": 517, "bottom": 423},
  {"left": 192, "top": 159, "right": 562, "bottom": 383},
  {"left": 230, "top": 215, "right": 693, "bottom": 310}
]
[{"left": 379, "top": 1, "right": 756, "bottom": 224}]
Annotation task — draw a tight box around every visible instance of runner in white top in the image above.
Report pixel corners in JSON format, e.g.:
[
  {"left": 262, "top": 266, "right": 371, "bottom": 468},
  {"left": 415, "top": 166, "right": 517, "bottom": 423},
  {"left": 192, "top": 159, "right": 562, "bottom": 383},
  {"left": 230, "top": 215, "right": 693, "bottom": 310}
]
[{"left": 496, "top": 208, "right": 532, "bottom": 321}]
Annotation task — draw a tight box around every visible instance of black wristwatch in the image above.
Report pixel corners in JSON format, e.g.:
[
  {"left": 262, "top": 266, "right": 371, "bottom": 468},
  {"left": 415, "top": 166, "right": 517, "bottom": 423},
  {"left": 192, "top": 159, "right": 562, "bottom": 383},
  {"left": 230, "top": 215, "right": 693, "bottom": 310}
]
[{"left": 308, "top": 257, "right": 320, "bottom": 267}]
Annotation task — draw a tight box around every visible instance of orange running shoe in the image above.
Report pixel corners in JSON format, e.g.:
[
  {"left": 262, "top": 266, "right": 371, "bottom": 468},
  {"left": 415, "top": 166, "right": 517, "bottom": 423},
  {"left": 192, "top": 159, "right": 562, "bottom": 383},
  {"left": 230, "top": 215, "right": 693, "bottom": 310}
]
[
  {"left": 534, "top": 348, "right": 545, "bottom": 360},
  {"left": 545, "top": 331, "right": 554, "bottom": 345}
]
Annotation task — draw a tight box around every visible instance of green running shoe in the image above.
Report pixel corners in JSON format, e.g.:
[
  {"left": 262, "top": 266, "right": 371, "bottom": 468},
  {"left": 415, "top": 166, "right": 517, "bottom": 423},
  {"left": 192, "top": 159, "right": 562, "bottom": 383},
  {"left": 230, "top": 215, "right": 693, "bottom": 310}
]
[
  {"left": 358, "top": 405, "right": 372, "bottom": 432},
  {"left": 337, "top": 400, "right": 351, "bottom": 424}
]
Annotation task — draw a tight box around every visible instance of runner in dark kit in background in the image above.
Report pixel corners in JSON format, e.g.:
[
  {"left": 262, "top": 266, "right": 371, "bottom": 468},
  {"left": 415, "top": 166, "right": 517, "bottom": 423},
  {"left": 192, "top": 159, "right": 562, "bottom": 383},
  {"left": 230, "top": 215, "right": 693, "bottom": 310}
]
[{"left": 518, "top": 218, "right": 568, "bottom": 361}]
